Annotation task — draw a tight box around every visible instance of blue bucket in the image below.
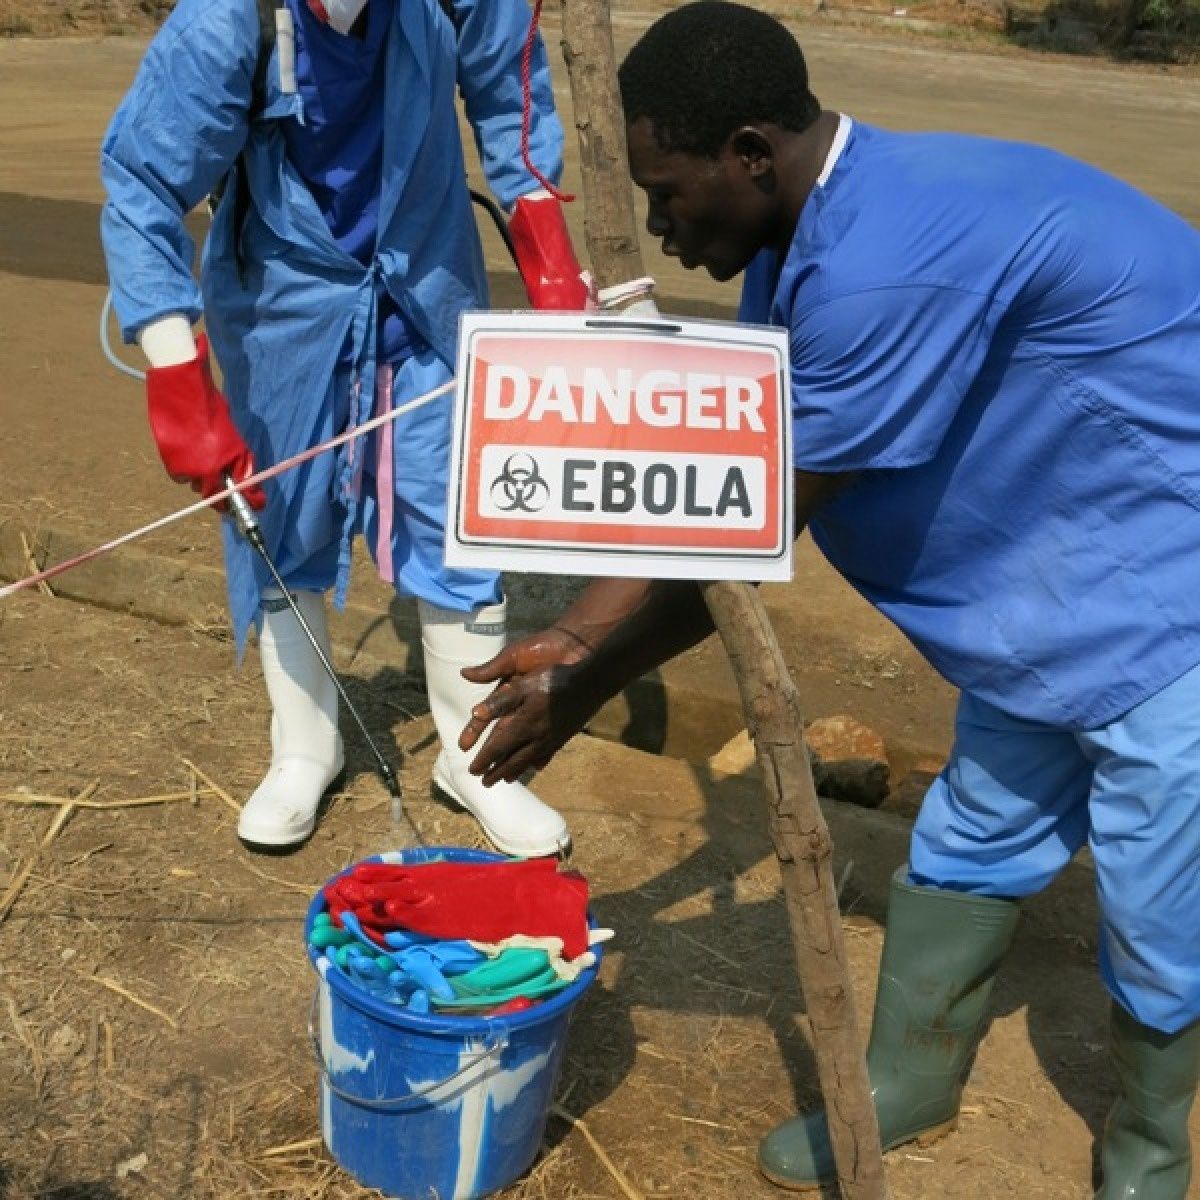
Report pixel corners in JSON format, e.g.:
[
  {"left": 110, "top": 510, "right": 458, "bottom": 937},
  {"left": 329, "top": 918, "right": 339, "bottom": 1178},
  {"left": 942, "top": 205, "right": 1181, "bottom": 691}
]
[{"left": 305, "top": 846, "right": 601, "bottom": 1200}]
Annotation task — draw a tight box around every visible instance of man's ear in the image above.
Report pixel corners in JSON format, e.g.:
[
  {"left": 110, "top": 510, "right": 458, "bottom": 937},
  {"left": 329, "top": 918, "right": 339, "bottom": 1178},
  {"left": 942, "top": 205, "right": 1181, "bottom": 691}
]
[{"left": 730, "top": 126, "right": 775, "bottom": 181}]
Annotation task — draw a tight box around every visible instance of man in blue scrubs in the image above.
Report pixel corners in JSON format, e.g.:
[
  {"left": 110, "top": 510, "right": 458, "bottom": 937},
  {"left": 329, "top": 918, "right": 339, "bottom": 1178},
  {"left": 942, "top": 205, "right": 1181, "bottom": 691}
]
[
  {"left": 101, "top": 0, "right": 591, "bottom": 857},
  {"left": 454, "top": 2, "right": 1200, "bottom": 1193}
]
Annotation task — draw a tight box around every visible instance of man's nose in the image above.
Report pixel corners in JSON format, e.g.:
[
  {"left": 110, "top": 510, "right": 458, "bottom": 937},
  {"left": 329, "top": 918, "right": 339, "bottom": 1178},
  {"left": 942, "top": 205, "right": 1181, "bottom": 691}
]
[{"left": 646, "top": 208, "right": 670, "bottom": 238}]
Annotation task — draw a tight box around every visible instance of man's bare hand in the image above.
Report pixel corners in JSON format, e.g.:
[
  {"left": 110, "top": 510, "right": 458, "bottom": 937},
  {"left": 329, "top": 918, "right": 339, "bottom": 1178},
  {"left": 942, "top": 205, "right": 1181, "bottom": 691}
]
[{"left": 458, "top": 627, "right": 603, "bottom": 786}]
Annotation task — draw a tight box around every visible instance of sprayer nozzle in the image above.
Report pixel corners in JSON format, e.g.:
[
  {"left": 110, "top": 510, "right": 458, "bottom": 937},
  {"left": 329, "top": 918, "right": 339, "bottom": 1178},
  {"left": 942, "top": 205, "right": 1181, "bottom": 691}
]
[
  {"left": 223, "top": 474, "right": 264, "bottom": 547},
  {"left": 380, "top": 762, "right": 402, "bottom": 800}
]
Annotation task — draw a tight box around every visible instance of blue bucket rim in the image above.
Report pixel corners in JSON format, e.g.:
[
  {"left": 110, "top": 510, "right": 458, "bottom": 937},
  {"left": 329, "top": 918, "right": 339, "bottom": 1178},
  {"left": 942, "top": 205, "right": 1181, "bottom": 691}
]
[{"left": 306, "top": 846, "right": 601, "bottom": 1036}]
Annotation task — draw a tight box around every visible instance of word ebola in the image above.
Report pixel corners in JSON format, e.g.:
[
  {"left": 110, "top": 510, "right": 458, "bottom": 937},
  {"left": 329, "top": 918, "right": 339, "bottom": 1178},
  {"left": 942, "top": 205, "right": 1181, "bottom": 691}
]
[
  {"left": 483, "top": 364, "right": 768, "bottom": 432},
  {"left": 479, "top": 447, "right": 766, "bottom": 529},
  {"left": 563, "top": 459, "right": 752, "bottom": 518}
]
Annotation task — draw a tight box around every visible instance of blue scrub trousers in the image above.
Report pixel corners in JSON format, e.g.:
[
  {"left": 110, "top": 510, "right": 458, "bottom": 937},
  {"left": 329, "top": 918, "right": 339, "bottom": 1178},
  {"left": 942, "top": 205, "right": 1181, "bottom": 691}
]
[
  {"left": 910, "top": 662, "right": 1200, "bottom": 1034},
  {"left": 279, "top": 348, "right": 501, "bottom": 613}
]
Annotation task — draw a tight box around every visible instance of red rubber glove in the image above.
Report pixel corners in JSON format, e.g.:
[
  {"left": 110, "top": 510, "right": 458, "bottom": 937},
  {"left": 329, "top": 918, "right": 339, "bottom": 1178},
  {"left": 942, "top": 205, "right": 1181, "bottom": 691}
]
[
  {"left": 145, "top": 333, "right": 266, "bottom": 510},
  {"left": 508, "top": 193, "right": 595, "bottom": 312},
  {"left": 324, "top": 857, "right": 591, "bottom": 959}
]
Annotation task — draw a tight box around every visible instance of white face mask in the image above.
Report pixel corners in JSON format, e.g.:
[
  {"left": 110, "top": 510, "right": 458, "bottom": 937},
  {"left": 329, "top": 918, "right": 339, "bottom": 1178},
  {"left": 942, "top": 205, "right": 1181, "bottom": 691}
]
[{"left": 309, "top": 0, "right": 369, "bottom": 35}]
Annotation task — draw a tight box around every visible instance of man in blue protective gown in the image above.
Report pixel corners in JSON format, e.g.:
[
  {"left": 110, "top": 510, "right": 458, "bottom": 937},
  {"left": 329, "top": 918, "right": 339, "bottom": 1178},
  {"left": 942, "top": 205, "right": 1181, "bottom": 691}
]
[
  {"left": 101, "top": 0, "right": 592, "bottom": 857},
  {"left": 452, "top": 3, "right": 1200, "bottom": 1194}
]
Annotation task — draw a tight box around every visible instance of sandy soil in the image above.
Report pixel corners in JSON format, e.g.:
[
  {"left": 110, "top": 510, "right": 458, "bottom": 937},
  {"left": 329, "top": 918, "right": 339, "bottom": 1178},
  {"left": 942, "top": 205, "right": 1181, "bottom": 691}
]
[{"left": 0, "top": 591, "right": 1129, "bottom": 1200}]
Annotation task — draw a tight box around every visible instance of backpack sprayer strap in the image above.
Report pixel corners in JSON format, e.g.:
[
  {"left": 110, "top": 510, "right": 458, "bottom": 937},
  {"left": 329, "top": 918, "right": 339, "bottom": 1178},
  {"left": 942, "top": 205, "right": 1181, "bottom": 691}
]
[{"left": 208, "top": 0, "right": 290, "bottom": 279}]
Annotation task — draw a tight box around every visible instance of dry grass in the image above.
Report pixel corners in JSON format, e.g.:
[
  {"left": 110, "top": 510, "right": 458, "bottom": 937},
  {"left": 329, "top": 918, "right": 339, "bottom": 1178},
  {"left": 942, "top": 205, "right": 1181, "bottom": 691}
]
[{"left": 0, "top": 592, "right": 1118, "bottom": 1198}]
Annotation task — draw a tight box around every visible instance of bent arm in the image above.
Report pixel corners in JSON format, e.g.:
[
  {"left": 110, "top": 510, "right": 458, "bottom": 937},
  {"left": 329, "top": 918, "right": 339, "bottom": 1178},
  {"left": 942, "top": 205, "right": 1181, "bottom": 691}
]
[
  {"left": 99, "top": 0, "right": 259, "bottom": 343},
  {"left": 557, "top": 468, "right": 852, "bottom": 698},
  {"left": 461, "top": 468, "right": 851, "bottom": 782},
  {"left": 450, "top": 0, "right": 564, "bottom": 208}
]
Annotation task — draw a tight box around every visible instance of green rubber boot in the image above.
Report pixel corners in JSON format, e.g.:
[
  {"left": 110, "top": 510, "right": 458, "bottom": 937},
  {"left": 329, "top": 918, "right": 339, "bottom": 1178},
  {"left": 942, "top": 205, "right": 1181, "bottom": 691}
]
[
  {"left": 758, "top": 867, "right": 1020, "bottom": 1190},
  {"left": 1095, "top": 1004, "right": 1200, "bottom": 1199}
]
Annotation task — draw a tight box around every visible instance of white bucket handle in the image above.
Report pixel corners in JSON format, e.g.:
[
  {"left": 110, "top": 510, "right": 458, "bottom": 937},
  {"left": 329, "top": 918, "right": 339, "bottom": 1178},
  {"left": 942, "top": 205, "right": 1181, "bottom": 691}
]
[{"left": 309, "top": 988, "right": 510, "bottom": 1112}]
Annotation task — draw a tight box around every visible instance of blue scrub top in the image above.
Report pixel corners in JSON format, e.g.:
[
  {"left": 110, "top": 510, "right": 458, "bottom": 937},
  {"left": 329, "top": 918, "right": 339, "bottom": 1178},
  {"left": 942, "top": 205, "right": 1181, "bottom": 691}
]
[
  {"left": 285, "top": 0, "right": 420, "bottom": 363},
  {"left": 740, "top": 122, "right": 1200, "bottom": 729}
]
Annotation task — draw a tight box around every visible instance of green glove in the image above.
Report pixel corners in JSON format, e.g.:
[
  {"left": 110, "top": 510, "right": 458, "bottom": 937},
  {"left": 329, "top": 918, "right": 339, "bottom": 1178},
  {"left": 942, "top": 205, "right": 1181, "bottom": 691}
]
[
  {"left": 310, "top": 911, "right": 358, "bottom": 950},
  {"left": 434, "top": 947, "right": 571, "bottom": 1008}
]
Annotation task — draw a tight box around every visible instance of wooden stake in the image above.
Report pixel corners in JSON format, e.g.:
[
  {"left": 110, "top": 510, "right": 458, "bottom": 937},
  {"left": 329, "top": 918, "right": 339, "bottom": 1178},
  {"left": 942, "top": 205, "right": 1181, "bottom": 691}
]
[{"left": 555, "top": 6, "right": 890, "bottom": 1195}]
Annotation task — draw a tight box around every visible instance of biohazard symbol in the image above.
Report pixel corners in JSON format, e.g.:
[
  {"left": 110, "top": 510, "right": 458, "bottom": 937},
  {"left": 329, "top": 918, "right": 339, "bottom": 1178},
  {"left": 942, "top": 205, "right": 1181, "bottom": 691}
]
[{"left": 490, "top": 453, "right": 550, "bottom": 513}]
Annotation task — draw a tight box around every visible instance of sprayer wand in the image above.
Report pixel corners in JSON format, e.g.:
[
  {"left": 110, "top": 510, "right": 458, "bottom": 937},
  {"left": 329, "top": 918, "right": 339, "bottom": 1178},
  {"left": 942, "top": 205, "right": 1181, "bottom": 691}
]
[{"left": 224, "top": 476, "right": 408, "bottom": 830}]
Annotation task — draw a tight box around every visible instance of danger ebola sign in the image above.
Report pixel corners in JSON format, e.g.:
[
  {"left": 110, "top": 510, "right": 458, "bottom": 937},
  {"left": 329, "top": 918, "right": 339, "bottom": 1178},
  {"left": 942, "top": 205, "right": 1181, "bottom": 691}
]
[{"left": 446, "top": 313, "right": 793, "bottom": 581}]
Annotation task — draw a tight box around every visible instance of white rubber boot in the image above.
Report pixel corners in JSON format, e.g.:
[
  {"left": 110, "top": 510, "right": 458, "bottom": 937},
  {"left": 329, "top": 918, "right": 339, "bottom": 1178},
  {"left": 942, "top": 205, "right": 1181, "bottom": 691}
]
[
  {"left": 238, "top": 589, "right": 345, "bottom": 849},
  {"left": 419, "top": 598, "right": 570, "bottom": 858}
]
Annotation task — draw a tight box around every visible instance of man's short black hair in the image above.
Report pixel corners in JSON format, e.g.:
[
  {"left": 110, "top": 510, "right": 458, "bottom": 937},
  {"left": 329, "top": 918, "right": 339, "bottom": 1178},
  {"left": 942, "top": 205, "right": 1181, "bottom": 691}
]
[{"left": 618, "top": 1, "right": 821, "bottom": 158}]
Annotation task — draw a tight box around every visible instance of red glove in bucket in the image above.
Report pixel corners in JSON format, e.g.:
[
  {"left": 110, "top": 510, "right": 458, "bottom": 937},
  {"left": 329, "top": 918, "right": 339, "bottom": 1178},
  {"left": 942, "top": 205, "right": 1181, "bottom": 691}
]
[{"left": 325, "top": 857, "right": 590, "bottom": 959}]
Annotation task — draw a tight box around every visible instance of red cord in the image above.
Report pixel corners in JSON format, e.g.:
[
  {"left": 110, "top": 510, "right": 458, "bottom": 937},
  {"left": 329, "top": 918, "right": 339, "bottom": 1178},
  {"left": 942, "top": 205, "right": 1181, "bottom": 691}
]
[{"left": 520, "top": 0, "right": 574, "bottom": 202}]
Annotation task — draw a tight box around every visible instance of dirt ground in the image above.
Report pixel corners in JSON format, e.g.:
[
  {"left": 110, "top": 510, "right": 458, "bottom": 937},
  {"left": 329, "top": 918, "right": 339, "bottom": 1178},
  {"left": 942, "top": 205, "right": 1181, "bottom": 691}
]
[
  {"left": 0, "top": 591, "right": 1126, "bottom": 1200},
  {"left": 1, "top": 10, "right": 1199, "bottom": 1200}
]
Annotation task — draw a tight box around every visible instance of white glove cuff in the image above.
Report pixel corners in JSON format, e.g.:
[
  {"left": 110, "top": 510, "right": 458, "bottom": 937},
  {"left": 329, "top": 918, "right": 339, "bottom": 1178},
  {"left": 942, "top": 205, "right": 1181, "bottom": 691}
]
[
  {"left": 137, "top": 315, "right": 197, "bottom": 369},
  {"left": 596, "top": 277, "right": 658, "bottom": 316}
]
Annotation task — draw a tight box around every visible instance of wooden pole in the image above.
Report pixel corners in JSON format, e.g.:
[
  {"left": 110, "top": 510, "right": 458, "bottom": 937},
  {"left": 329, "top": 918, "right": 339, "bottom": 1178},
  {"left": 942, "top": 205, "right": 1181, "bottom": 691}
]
[{"left": 556, "top": 4, "right": 891, "bottom": 1196}]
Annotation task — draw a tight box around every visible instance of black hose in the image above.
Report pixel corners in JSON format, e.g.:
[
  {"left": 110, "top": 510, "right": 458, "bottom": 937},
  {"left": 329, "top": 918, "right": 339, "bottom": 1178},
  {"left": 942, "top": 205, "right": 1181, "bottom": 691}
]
[{"left": 469, "top": 188, "right": 520, "bottom": 269}]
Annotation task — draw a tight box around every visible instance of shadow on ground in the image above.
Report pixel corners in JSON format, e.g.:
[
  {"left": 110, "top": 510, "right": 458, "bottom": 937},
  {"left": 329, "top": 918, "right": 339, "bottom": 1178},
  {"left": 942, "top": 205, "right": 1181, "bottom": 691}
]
[{"left": 343, "top": 631, "right": 1114, "bottom": 1193}]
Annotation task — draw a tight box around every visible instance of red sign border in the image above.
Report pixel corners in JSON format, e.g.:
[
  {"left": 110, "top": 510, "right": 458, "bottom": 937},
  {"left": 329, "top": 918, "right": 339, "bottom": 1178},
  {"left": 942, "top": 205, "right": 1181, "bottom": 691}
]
[{"left": 449, "top": 315, "right": 793, "bottom": 573}]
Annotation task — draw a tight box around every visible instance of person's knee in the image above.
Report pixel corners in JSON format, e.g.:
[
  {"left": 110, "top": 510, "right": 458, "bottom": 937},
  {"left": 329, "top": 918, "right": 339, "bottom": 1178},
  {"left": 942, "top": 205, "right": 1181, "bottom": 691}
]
[{"left": 909, "top": 772, "right": 1077, "bottom": 898}]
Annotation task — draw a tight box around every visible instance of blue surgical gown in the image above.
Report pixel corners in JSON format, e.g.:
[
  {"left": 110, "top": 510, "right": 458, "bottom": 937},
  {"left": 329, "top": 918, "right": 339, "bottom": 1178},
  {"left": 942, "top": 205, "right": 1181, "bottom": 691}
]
[
  {"left": 740, "top": 121, "right": 1200, "bottom": 729},
  {"left": 100, "top": 0, "right": 567, "bottom": 648}
]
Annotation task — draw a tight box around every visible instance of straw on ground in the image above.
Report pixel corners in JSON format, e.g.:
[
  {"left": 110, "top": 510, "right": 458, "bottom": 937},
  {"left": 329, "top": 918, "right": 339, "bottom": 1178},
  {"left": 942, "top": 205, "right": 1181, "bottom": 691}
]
[{"left": 0, "top": 780, "right": 95, "bottom": 925}]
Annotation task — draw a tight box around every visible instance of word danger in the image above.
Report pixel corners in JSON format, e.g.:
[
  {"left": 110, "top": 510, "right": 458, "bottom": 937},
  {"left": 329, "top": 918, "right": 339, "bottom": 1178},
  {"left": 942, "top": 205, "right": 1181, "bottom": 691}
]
[
  {"left": 479, "top": 446, "right": 767, "bottom": 529},
  {"left": 483, "top": 365, "right": 768, "bottom": 431}
]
